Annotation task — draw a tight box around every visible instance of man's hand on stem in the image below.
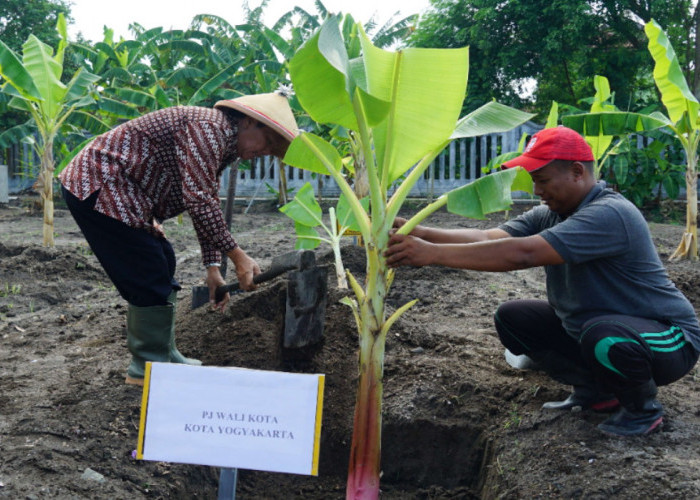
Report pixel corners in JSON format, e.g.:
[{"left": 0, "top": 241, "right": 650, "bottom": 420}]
[{"left": 385, "top": 233, "right": 435, "bottom": 268}]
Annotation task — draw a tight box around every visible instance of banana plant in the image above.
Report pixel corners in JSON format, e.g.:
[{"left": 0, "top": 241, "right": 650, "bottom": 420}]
[
  {"left": 283, "top": 16, "right": 533, "bottom": 499},
  {"left": 563, "top": 19, "right": 699, "bottom": 261},
  {"left": 643, "top": 19, "right": 699, "bottom": 260},
  {"left": 0, "top": 13, "right": 100, "bottom": 246}
]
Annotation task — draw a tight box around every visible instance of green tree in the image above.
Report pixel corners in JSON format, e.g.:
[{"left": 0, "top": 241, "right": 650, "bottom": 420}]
[
  {"left": 0, "top": 0, "right": 71, "bottom": 52},
  {"left": 411, "top": 0, "right": 694, "bottom": 117}
]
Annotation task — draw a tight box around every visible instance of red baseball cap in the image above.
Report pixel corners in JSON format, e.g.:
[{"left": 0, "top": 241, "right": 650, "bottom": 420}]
[{"left": 502, "top": 126, "right": 594, "bottom": 172}]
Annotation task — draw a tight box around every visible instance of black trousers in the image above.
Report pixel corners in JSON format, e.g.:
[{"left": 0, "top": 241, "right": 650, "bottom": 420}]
[
  {"left": 62, "top": 186, "right": 180, "bottom": 307},
  {"left": 494, "top": 299, "right": 698, "bottom": 392}
]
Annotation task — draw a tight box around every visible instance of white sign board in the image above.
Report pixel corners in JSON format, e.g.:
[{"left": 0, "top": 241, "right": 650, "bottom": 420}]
[{"left": 136, "top": 363, "right": 325, "bottom": 476}]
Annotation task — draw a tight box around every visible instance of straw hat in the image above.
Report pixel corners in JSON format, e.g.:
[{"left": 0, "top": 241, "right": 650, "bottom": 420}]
[{"left": 214, "top": 89, "right": 299, "bottom": 142}]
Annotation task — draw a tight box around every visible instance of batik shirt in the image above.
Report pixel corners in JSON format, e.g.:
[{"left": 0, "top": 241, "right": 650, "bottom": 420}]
[{"left": 59, "top": 106, "right": 239, "bottom": 266}]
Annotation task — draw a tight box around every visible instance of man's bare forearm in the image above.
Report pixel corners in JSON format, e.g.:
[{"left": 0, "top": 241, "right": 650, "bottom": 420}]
[{"left": 415, "top": 226, "right": 510, "bottom": 244}]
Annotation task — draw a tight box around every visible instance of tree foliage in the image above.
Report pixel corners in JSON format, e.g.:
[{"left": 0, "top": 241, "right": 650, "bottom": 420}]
[
  {"left": 0, "top": 0, "right": 71, "bottom": 52},
  {"left": 411, "top": 0, "right": 695, "bottom": 117}
]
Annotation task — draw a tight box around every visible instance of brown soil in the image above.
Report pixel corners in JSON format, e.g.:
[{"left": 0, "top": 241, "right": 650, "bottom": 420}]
[{"left": 1, "top": 198, "right": 700, "bottom": 499}]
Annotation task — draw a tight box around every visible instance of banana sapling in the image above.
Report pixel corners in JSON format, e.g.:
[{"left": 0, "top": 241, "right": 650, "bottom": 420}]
[{"left": 282, "top": 15, "right": 533, "bottom": 499}]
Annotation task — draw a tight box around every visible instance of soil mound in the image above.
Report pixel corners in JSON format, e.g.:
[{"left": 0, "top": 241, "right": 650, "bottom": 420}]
[
  {"left": 0, "top": 242, "right": 107, "bottom": 317},
  {"left": 1, "top": 205, "right": 699, "bottom": 499}
]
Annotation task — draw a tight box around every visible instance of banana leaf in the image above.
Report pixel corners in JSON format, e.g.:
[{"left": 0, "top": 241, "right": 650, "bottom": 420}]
[
  {"left": 112, "top": 88, "right": 157, "bottom": 108},
  {"left": 0, "top": 39, "right": 42, "bottom": 101},
  {"left": 289, "top": 17, "right": 358, "bottom": 130},
  {"left": 359, "top": 28, "right": 469, "bottom": 183},
  {"left": 0, "top": 121, "right": 35, "bottom": 148},
  {"left": 279, "top": 183, "right": 323, "bottom": 228},
  {"left": 285, "top": 133, "right": 344, "bottom": 176},
  {"left": 562, "top": 112, "right": 668, "bottom": 136},
  {"left": 97, "top": 97, "right": 140, "bottom": 119},
  {"left": 586, "top": 76, "right": 616, "bottom": 159},
  {"left": 64, "top": 68, "right": 100, "bottom": 103},
  {"left": 188, "top": 60, "right": 243, "bottom": 105},
  {"left": 446, "top": 167, "right": 532, "bottom": 219},
  {"left": 645, "top": 20, "right": 699, "bottom": 129},
  {"left": 22, "top": 35, "right": 67, "bottom": 118},
  {"left": 451, "top": 101, "right": 535, "bottom": 139}
]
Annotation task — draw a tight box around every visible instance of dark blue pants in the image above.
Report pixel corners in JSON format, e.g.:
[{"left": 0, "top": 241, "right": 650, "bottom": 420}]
[
  {"left": 494, "top": 299, "right": 698, "bottom": 392},
  {"left": 62, "top": 186, "right": 180, "bottom": 307}
]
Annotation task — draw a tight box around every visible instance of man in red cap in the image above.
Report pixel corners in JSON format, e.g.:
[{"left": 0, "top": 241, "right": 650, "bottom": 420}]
[{"left": 386, "top": 126, "right": 700, "bottom": 436}]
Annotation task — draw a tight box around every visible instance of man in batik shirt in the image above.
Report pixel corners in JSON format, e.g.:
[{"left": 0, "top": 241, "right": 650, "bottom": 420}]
[{"left": 60, "top": 91, "right": 298, "bottom": 386}]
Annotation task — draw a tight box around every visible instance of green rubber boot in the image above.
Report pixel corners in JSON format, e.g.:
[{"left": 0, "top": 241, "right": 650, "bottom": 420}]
[
  {"left": 166, "top": 291, "right": 202, "bottom": 366},
  {"left": 125, "top": 292, "right": 201, "bottom": 386},
  {"left": 125, "top": 302, "right": 173, "bottom": 386}
]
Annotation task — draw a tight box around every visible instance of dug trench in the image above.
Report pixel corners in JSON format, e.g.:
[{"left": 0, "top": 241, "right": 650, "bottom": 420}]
[
  {"left": 178, "top": 246, "right": 494, "bottom": 498},
  {"left": 1, "top": 203, "right": 700, "bottom": 499}
]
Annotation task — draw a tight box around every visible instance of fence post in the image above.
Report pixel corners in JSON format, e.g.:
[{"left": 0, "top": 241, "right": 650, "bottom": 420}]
[
  {"left": 0, "top": 165, "right": 8, "bottom": 204},
  {"left": 459, "top": 139, "right": 467, "bottom": 181}
]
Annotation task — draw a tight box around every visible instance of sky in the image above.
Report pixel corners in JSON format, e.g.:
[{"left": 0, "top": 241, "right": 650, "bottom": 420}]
[{"left": 67, "top": 0, "right": 433, "bottom": 42}]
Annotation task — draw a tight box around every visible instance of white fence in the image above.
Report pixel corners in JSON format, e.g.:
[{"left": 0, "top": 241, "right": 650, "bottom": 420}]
[
  {"left": 228, "top": 122, "right": 543, "bottom": 199},
  {"left": 3, "top": 121, "right": 543, "bottom": 199}
]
